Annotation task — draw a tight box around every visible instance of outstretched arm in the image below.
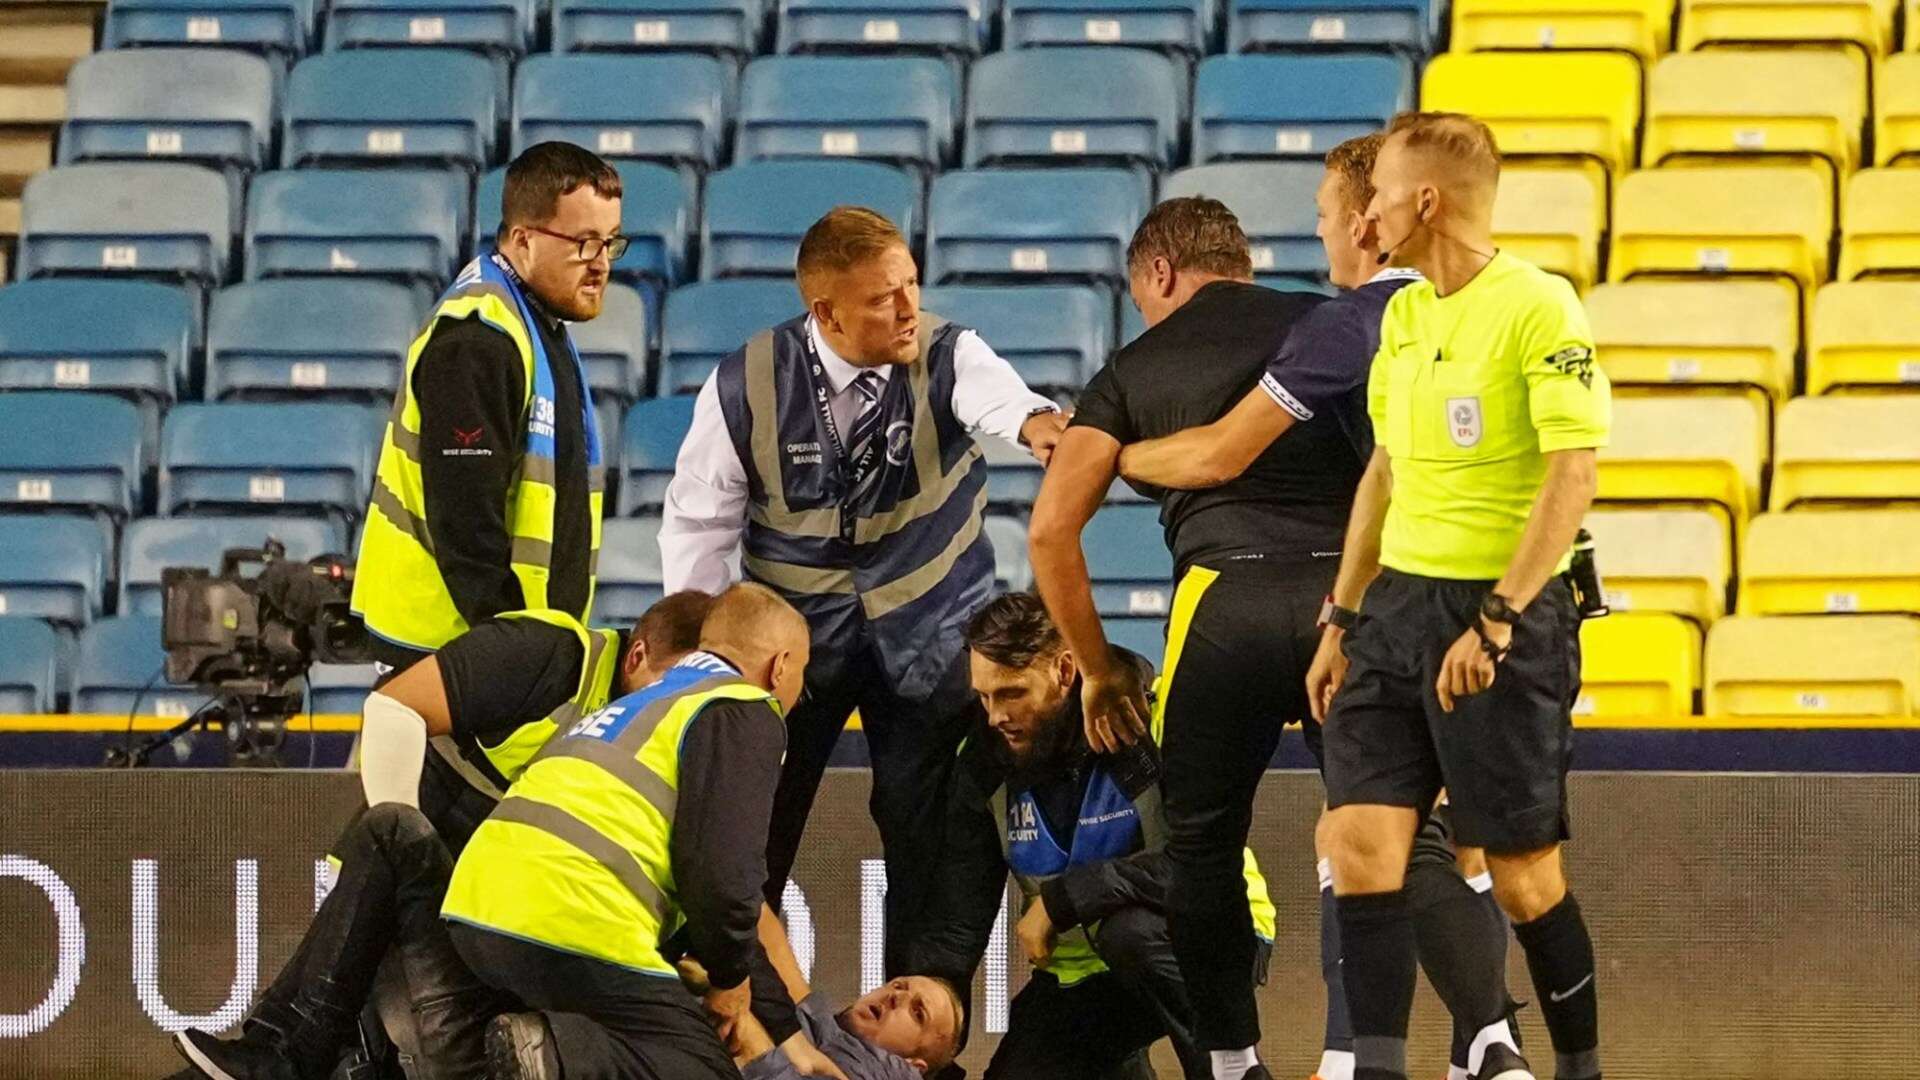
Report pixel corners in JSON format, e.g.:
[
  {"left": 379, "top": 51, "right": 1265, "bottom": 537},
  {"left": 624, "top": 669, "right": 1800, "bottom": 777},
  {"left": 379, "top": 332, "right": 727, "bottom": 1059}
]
[{"left": 1118, "top": 387, "right": 1296, "bottom": 491}]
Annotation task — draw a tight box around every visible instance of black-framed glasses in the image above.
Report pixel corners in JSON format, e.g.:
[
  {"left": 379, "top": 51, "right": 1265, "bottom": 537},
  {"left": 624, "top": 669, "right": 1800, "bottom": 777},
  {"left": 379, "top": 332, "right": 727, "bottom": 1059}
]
[{"left": 525, "top": 225, "right": 630, "bottom": 262}]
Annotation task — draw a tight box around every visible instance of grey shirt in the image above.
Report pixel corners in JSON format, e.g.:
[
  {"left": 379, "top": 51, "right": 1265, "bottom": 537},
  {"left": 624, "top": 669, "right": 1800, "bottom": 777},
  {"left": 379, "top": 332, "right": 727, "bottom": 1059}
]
[{"left": 740, "top": 995, "right": 922, "bottom": 1080}]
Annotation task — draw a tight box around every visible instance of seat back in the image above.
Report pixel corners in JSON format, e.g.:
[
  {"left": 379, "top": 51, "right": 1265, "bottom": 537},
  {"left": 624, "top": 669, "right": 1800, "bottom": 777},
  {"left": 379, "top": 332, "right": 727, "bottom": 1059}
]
[
  {"left": 62, "top": 48, "right": 275, "bottom": 172},
  {"left": 0, "top": 617, "right": 61, "bottom": 713},
  {"left": 105, "top": 0, "right": 319, "bottom": 55},
  {"left": 1421, "top": 51, "right": 1641, "bottom": 174},
  {"left": 1706, "top": 614, "right": 1920, "bottom": 717},
  {"left": 1002, "top": 0, "right": 1213, "bottom": 54},
  {"left": 1740, "top": 510, "right": 1920, "bottom": 617},
  {"left": 1840, "top": 169, "right": 1920, "bottom": 280},
  {"left": 551, "top": 0, "right": 765, "bottom": 57},
  {"left": 513, "top": 53, "right": 732, "bottom": 171},
  {"left": 983, "top": 514, "right": 1031, "bottom": 592},
  {"left": 593, "top": 516, "right": 666, "bottom": 624},
  {"left": 1161, "top": 161, "right": 1324, "bottom": 282},
  {"left": 159, "top": 402, "right": 382, "bottom": 520},
  {"left": 1644, "top": 49, "right": 1863, "bottom": 172},
  {"left": 1586, "top": 280, "right": 1796, "bottom": 398},
  {"left": 1576, "top": 612, "right": 1699, "bottom": 717},
  {"left": 1192, "top": 53, "right": 1410, "bottom": 164},
  {"left": 1610, "top": 165, "right": 1830, "bottom": 289},
  {"left": 325, "top": 0, "right": 538, "bottom": 53},
  {"left": 966, "top": 47, "right": 1180, "bottom": 170},
  {"left": 569, "top": 281, "right": 652, "bottom": 404},
  {"left": 1771, "top": 395, "right": 1920, "bottom": 509},
  {"left": 738, "top": 55, "right": 956, "bottom": 169},
  {"left": 476, "top": 159, "right": 691, "bottom": 289},
  {"left": 776, "top": 0, "right": 985, "bottom": 54},
  {"left": 922, "top": 284, "right": 1110, "bottom": 392},
  {"left": 1583, "top": 506, "right": 1730, "bottom": 623},
  {"left": 927, "top": 167, "right": 1148, "bottom": 286},
  {"left": 19, "top": 162, "right": 230, "bottom": 284},
  {"left": 1597, "top": 395, "right": 1764, "bottom": 527},
  {"left": 73, "top": 614, "right": 213, "bottom": 715},
  {"left": 1491, "top": 166, "right": 1603, "bottom": 291},
  {"left": 1083, "top": 503, "right": 1172, "bottom": 618},
  {"left": 1229, "top": 0, "right": 1433, "bottom": 52},
  {"left": 1806, "top": 281, "right": 1920, "bottom": 392},
  {"left": 659, "top": 280, "right": 804, "bottom": 395},
  {"left": 120, "top": 514, "right": 346, "bottom": 615},
  {"left": 0, "top": 392, "right": 145, "bottom": 518},
  {"left": 0, "top": 278, "right": 191, "bottom": 400},
  {"left": 247, "top": 168, "right": 467, "bottom": 287},
  {"left": 1876, "top": 53, "right": 1920, "bottom": 166},
  {"left": 701, "top": 160, "right": 918, "bottom": 280},
  {"left": 208, "top": 279, "right": 424, "bottom": 399},
  {"left": 284, "top": 49, "right": 498, "bottom": 169},
  {"left": 0, "top": 514, "right": 109, "bottom": 626},
  {"left": 1448, "top": 0, "right": 1674, "bottom": 58},
  {"left": 619, "top": 395, "right": 698, "bottom": 514}
]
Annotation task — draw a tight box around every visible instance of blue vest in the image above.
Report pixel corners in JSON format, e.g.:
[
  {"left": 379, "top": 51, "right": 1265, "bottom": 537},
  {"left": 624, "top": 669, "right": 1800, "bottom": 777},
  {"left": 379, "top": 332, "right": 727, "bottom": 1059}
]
[
  {"left": 1002, "top": 766, "right": 1147, "bottom": 985},
  {"left": 714, "top": 315, "right": 994, "bottom": 699}
]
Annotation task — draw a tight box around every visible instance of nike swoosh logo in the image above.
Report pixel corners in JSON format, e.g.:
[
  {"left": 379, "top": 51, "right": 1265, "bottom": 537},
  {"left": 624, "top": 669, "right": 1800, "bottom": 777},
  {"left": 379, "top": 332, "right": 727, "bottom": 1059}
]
[{"left": 1549, "top": 973, "right": 1594, "bottom": 1002}]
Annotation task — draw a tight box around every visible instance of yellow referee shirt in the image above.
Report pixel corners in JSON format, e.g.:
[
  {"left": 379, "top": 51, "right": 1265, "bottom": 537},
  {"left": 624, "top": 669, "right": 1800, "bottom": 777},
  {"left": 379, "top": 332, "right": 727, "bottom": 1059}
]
[{"left": 1368, "top": 252, "right": 1611, "bottom": 581}]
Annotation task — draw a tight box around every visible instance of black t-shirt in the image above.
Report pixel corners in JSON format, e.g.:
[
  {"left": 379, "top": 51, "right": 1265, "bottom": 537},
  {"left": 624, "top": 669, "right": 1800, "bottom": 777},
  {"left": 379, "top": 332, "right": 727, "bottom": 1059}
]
[{"left": 1072, "top": 280, "right": 1354, "bottom": 575}]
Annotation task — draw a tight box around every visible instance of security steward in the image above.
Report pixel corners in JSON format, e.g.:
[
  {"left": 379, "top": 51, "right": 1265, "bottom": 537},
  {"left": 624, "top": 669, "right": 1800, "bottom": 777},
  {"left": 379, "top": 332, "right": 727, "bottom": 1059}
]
[
  {"left": 910, "top": 593, "right": 1278, "bottom": 1080},
  {"left": 350, "top": 141, "right": 625, "bottom": 848},
  {"left": 1315, "top": 112, "right": 1610, "bottom": 1080},
  {"left": 1029, "top": 197, "right": 1328, "bottom": 1080},
  {"left": 659, "top": 206, "right": 1068, "bottom": 973},
  {"left": 441, "top": 583, "right": 822, "bottom": 1080}
]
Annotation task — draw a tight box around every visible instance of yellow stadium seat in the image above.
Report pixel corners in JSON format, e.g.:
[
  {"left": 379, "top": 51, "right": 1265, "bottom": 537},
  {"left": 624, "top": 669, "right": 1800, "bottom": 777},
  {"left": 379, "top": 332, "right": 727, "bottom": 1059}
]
[
  {"left": 1450, "top": 0, "right": 1674, "bottom": 60},
  {"left": 1740, "top": 509, "right": 1920, "bottom": 616},
  {"left": 1839, "top": 170, "right": 1920, "bottom": 280},
  {"left": 1806, "top": 281, "right": 1920, "bottom": 392},
  {"left": 0, "top": 6, "right": 96, "bottom": 86},
  {"left": 1576, "top": 613, "right": 1701, "bottom": 718},
  {"left": 1679, "top": 0, "right": 1897, "bottom": 53},
  {"left": 1643, "top": 50, "right": 1864, "bottom": 175},
  {"left": 1584, "top": 507, "right": 1731, "bottom": 623},
  {"left": 1770, "top": 394, "right": 1920, "bottom": 508},
  {"left": 1585, "top": 281, "right": 1796, "bottom": 399},
  {"left": 1421, "top": 52, "right": 1642, "bottom": 179},
  {"left": 1598, "top": 395, "right": 1765, "bottom": 528},
  {"left": 1492, "top": 167, "right": 1603, "bottom": 292},
  {"left": 1879, "top": 54, "right": 1920, "bottom": 166},
  {"left": 1706, "top": 614, "right": 1920, "bottom": 716},
  {"left": 1609, "top": 165, "right": 1831, "bottom": 290},
  {"left": 0, "top": 84, "right": 63, "bottom": 199}
]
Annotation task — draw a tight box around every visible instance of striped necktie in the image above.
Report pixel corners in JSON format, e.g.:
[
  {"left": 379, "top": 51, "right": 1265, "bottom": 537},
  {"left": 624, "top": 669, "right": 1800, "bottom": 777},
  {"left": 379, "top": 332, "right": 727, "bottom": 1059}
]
[{"left": 844, "top": 371, "right": 885, "bottom": 504}]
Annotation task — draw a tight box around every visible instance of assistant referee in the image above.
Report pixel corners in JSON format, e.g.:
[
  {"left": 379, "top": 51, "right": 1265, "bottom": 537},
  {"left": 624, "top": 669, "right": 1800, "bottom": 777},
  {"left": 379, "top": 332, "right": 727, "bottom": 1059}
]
[{"left": 1315, "top": 112, "right": 1610, "bottom": 1080}]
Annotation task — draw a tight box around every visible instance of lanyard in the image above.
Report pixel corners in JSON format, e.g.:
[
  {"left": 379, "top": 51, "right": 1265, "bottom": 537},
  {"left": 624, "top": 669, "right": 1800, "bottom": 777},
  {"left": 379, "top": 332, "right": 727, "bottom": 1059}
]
[{"left": 802, "top": 328, "right": 887, "bottom": 498}]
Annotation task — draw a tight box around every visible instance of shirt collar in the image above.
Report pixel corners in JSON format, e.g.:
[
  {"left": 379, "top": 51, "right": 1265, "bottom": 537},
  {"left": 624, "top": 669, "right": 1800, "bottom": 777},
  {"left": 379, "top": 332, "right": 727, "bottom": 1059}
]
[
  {"left": 807, "top": 317, "right": 894, "bottom": 396},
  {"left": 675, "top": 651, "right": 741, "bottom": 677},
  {"left": 1366, "top": 267, "right": 1425, "bottom": 286}
]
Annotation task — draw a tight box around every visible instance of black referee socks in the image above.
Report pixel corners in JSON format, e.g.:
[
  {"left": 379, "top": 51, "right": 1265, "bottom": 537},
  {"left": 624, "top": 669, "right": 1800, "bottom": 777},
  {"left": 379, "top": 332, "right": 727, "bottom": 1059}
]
[
  {"left": 1335, "top": 889, "right": 1416, "bottom": 1080},
  {"left": 1512, "top": 893, "right": 1603, "bottom": 1080}
]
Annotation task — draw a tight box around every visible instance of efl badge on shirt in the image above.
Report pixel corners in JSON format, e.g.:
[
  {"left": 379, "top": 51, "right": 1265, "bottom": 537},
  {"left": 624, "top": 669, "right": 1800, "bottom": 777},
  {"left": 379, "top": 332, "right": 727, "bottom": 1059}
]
[
  {"left": 1447, "top": 397, "right": 1483, "bottom": 448},
  {"left": 885, "top": 421, "right": 914, "bottom": 466}
]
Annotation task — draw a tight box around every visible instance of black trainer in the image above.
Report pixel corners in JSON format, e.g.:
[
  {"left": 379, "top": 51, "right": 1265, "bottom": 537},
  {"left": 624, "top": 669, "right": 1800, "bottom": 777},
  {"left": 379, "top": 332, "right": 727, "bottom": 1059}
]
[
  {"left": 485, "top": 1013, "right": 561, "bottom": 1080},
  {"left": 171, "top": 1029, "right": 300, "bottom": 1080},
  {"left": 1473, "top": 1042, "right": 1537, "bottom": 1080}
]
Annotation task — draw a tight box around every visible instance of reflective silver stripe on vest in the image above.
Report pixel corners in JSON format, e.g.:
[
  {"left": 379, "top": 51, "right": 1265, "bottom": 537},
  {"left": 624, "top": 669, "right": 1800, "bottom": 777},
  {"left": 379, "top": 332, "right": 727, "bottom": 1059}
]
[
  {"left": 540, "top": 737, "right": 679, "bottom": 822},
  {"left": 391, "top": 422, "right": 422, "bottom": 463},
  {"left": 510, "top": 536, "right": 553, "bottom": 566},
  {"left": 429, "top": 736, "right": 504, "bottom": 799},
  {"left": 744, "top": 330, "right": 842, "bottom": 540},
  {"left": 861, "top": 483, "right": 988, "bottom": 619},
  {"left": 520, "top": 454, "right": 558, "bottom": 487},
  {"left": 550, "top": 628, "right": 614, "bottom": 729},
  {"left": 589, "top": 466, "right": 607, "bottom": 493},
  {"left": 740, "top": 554, "right": 856, "bottom": 596},
  {"left": 369, "top": 477, "right": 434, "bottom": 554},
  {"left": 490, "top": 796, "right": 671, "bottom": 925},
  {"left": 852, "top": 332, "right": 980, "bottom": 546}
]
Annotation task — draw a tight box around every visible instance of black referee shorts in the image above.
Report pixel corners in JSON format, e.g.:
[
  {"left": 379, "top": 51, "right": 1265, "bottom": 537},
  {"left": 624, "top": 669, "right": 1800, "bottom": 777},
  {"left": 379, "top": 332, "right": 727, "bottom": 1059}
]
[{"left": 1323, "top": 569, "right": 1583, "bottom": 854}]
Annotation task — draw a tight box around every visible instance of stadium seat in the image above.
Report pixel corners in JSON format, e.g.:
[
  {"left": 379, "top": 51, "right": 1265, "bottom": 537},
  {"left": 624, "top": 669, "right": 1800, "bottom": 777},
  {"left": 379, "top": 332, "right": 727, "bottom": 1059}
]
[
  {"left": 1120, "top": 299, "right": 1146, "bottom": 347},
  {"left": 981, "top": 434, "right": 1045, "bottom": 509},
  {"left": 1643, "top": 50, "right": 1864, "bottom": 175},
  {"left": 1705, "top": 614, "right": 1920, "bottom": 717},
  {"left": 552, "top": 0, "right": 764, "bottom": 57},
  {"left": 0, "top": 392, "right": 145, "bottom": 519},
  {"left": 308, "top": 663, "right": 377, "bottom": 713},
  {"left": 60, "top": 49, "right": 274, "bottom": 178},
  {"left": 659, "top": 280, "right": 803, "bottom": 395},
  {"left": 246, "top": 169, "right": 467, "bottom": 289},
  {"left": 18, "top": 163, "right": 230, "bottom": 286},
  {"left": 325, "top": 0, "right": 537, "bottom": 55},
  {"left": 283, "top": 50, "right": 498, "bottom": 170},
  {"left": 778, "top": 0, "right": 986, "bottom": 53},
  {"left": 921, "top": 284, "right": 1111, "bottom": 393},
  {"left": 0, "top": 515, "right": 109, "bottom": 626},
  {"left": 1609, "top": 166, "right": 1831, "bottom": 290},
  {"left": 1228, "top": 0, "right": 1432, "bottom": 52},
  {"left": 985, "top": 514, "right": 1033, "bottom": 592},
  {"left": 569, "top": 282, "right": 652, "bottom": 405},
  {"left": 1084, "top": 504, "right": 1172, "bottom": 618},
  {"left": 1740, "top": 510, "right": 1920, "bottom": 617},
  {"left": 512, "top": 53, "right": 731, "bottom": 172},
  {"left": 1583, "top": 507, "right": 1731, "bottom": 624},
  {"left": 159, "top": 402, "right": 382, "bottom": 522},
  {"left": 119, "top": 514, "right": 346, "bottom": 615},
  {"left": 1162, "top": 161, "right": 1325, "bottom": 283},
  {"left": 1103, "top": 617, "right": 1166, "bottom": 662},
  {"left": 927, "top": 168, "right": 1149, "bottom": 287},
  {"left": 1806, "top": 281, "right": 1920, "bottom": 392},
  {"left": 1448, "top": 0, "right": 1674, "bottom": 59},
  {"left": 1420, "top": 52, "right": 1641, "bottom": 179},
  {"left": 1491, "top": 167, "right": 1603, "bottom": 292},
  {"left": 1002, "top": 0, "right": 1213, "bottom": 56},
  {"left": 0, "top": 617, "right": 60, "bottom": 712},
  {"left": 1839, "top": 170, "right": 1920, "bottom": 281},
  {"left": 1878, "top": 54, "right": 1920, "bottom": 166},
  {"left": 702, "top": 160, "right": 918, "bottom": 280},
  {"left": 1575, "top": 613, "right": 1700, "bottom": 717},
  {"left": 1597, "top": 395, "right": 1764, "bottom": 529},
  {"left": 72, "top": 614, "right": 212, "bottom": 716},
  {"left": 207, "top": 279, "right": 421, "bottom": 400},
  {"left": 593, "top": 516, "right": 666, "bottom": 625},
  {"left": 1770, "top": 395, "right": 1920, "bottom": 509},
  {"left": 619, "top": 395, "right": 697, "bottom": 515},
  {"left": 105, "top": 0, "right": 317, "bottom": 57},
  {"left": 737, "top": 56, "right": 956, "bottom": 171},
  {"left": 1678, "top": 0, "right": 1896, "bottom": 54},
  {"left": 0, "top": 279, "right": 191, "bottom": 403},
  {"left": 475, "top": 160, "right": 692, "bottom": 291},
  {"left": 1191, "top": 54, "right": 1411, "bottom": 165},
  {"left": 1585, "top": 281, "right": 1796, "bottom": 401},
  {"left": 965, "top": 48, "right": 1180, "bottom": 171}
]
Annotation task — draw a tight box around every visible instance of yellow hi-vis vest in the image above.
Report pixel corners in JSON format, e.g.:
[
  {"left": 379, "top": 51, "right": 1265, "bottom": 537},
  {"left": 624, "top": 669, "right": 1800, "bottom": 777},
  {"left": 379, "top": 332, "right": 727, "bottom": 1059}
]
[
  {"left": 442, "top": 653, "right": 779, "bottom": 976},
  {"left": 465, "top": 608, "right": 625, "bottom": 790},
  {"left": 351, "top": 252, "right": 604, "bottom": 653}
]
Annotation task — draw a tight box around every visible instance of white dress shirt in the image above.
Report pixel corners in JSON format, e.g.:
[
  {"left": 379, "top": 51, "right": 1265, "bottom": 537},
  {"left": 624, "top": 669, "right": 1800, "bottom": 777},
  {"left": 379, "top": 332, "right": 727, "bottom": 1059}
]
[{"left": 660, "top": 318, "right": 1058, "bottom": 594}]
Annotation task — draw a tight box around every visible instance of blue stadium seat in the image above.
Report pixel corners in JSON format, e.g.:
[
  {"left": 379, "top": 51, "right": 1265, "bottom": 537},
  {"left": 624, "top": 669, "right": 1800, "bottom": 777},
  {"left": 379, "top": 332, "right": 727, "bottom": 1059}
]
[
  {"left": 1193, "top": 54, "right": 1411, "bottom": 164},
  {"left": 922, "top": 284, "right": 1110, "bottom": 392},
  {"left": 927, "top": 168, "right": 1149, "bottom": 286},
  {"left": 513, "top": 54, "right": 732, "bottom": 172},
  {"left": 1163, "top": 161, "right": 1328, "bottom": 283},
  {"left": 283, "top": 50, "right": 499, "bottom": 169},
  {"left": 0, "top": 617, "right": 61, "bottom": 713},
  {"left": 0, "top": 280, "right": 191, "bottom": 403},
  {"left": 1103, "top": 616, "right": 1165, "bottom": 660},
  {"left": 552, "top": 0, "right": 764, "bottom": 57},
  {"left": 570, "top": 282, "right": 651, "bottom": 412},
  {"left": 475, "top": 160, "right": 692, "bottom": 291},
  {"left": 619, "top": 395, "right": 697, "bottom": 515},
  {"left": 325, "top": 0, "right": 537, "bottom": 55},
  {"left": 702, "top": 160, "right": 918, "bottom": 280},
  {"left": 1120, "top": 299, "right": 1146, "bottom": 346},
  {"left": 206, "top": 279, "right": 423, "bottom": 399},
  {"left": 308, "top": 662, "right": 378, "bottom": 712},
  {"left": 18, "top": 163, "right": 231, "bottom": 286},
  {"left": 777, "top": 0, "right": 986, "bottom": 55},
  {"left": 60, "top": 49, "right": 275, "bottom": 178},
  {"left": 985, "top": 514, "right": 1032, "bottom": 592},
  {"left": 980, "top": 435, "right": 1044, "bottom": 510},
  {"left": 594, "top": 516, "right": 666, "bottom": 624},
  {"left": 119, "top": 514, "right": 346, "bottom": 614},
  {"left": 1002, "top": 0, "right": 1213, "bottom": 56},
  {"left": 0, "top": 393, "right": 146, "bottom": 519},
  {"left": 246, "top": 169, "right": 467, "bottom": 289},
  {"left": 105, "top": 0, "right": 318, "bottom": 58},
  {"left": 659, "top": 280, "right": 803, "bottom": 395},
  {"left": 1229, "top": 0, "right": 1431, "bottom": 53},
  {"left": 72, "top": 615, "right": 211, "bottom": 716},
  {"left": 159, "top": 402, "right": 382, "bottom": 522},
  {"left": 1084, "top": 504, "right": 1172, "bottom": 618},
  {"left": 737, "top": 56, "right": 957, "bottom": 171},
  {"left": 966, "top": 48, "right": 1182, "bottom": 170},
  {"left": 0, "top": 516, "right": 110, "bottom": 626}
]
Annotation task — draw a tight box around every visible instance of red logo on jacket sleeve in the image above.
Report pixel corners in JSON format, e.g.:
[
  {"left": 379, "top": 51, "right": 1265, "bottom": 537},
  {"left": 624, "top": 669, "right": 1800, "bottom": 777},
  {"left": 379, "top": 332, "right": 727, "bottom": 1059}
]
[{"left": 452, "top": 426, "right": 484, "bottom": 447}]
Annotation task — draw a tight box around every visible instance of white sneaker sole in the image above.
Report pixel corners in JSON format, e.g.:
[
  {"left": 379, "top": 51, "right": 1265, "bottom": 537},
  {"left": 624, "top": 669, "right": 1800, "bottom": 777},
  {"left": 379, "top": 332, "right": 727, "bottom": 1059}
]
[{"left": 172, "top": 1032, "right": 242, "bottom": 1080}]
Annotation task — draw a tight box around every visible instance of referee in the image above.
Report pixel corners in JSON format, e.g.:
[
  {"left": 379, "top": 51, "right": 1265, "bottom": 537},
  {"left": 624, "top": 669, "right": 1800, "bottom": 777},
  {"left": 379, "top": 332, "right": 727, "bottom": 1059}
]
[{"left": 1316, "top": 112, "right": 1610, "bottom": 1080}]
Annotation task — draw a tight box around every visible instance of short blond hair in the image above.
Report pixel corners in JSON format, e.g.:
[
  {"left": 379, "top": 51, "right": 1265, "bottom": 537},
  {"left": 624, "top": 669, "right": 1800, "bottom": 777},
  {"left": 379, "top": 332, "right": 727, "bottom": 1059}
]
[
  {"left": 1385, "top": 111, "right": 1502, "bottom": 189},
  {"left": 795, "top": 206, "right": 907, "bottom": 296},
  {"left": 1325, "top": 133, "right": 1385, "bottom": 214}
]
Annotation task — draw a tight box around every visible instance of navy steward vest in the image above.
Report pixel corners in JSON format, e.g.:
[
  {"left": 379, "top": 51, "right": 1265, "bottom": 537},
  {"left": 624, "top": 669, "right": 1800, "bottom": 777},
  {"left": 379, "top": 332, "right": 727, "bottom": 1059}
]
[{"left": 715, "top": 315, "right": 994, "bottom": 700}]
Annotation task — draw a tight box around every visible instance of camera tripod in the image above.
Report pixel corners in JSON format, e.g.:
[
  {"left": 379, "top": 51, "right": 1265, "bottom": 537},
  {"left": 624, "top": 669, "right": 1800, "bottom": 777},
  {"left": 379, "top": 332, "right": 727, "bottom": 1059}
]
[{"left": 106, "top": 690, "right": 306, "bottom": 768}]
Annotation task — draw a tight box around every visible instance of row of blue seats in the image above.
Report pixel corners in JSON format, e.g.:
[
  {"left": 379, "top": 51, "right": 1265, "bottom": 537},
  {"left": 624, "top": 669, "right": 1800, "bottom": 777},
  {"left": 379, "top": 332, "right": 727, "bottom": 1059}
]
[
  {"left": 101, "top": 0, "right": 1443, "bottom": 60},
  {"left": 59, "top": 47, "right": 1413, "bottom": 178}
]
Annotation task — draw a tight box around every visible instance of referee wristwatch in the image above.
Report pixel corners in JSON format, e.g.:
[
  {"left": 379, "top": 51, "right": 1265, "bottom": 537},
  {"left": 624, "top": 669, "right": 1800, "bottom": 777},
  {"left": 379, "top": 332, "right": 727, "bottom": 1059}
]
[
  {"left": 1317, "top": 596, "right": 1359, "bottom": 631},
  {"left": 1479, "top": 592, "right": 1521, "bottom": 626}
]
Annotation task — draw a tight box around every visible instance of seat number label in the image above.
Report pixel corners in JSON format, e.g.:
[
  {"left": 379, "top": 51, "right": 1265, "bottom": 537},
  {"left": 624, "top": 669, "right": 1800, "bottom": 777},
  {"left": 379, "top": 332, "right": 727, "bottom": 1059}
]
[
  {"left": 1274, "top": 128, "right": 1312, "bottom": 153},
  {"left": 101, "top": 246, "right": 139, "bottom": 269},
  {"left": 1250, "top": 246, "right": 1275, "bottom": 270},
  {"left": 53, "top": 360, "right": 90, "bottom": 387},
  {"left": 1697, "top": 247, "right": 1730, "bottom": 271},
  {"left": 598, "top": 129, "right": 636, "bottom": 155},
  {"left": 1667, "top": 358, "right": 1701, "bottom": 381},
  {"left": 862, "top": 18, "right": 900, "bottom": 41},
  {"left": 408, "top": 16, "right": 446, "bottom": 41},
  {"left": 1797, "top": 691, "right": 1827, "bottom": 710},
  {"left": 366, "top": 130, "right": 405, "bottom": 155},
  {"left": 1825, "top": 592, "right": 1859, "bottom": 613},
  {"left": 16, "top": 478, "right": 53, "bottom": 502},
  {"left": 185, "top": 16, "right": 222, "bottom": 40},
  {"left": 1309, "top": 16, "right": 1346, "bottom": 39},
  {"left": 633, "top": 19, "right": 670, "bottom": 42},
  {"left": 1049, "top": 129, "right": 1087, "bottom": 154},
  {"left": 1127, "top": 589, "right": 1168, "bottom": 615},
  {"left": 249, "top": 475, "right": 286, "bottom": 503},
  {"left": 1084, "top": 18, "right": 1121, "bottom": 40},
  {"left": 1010, "top": 247, "right": 1048, "bottom": 272},
  {"left": 146, "top": 130, "right": 184, "bottom": 155},
  {"left": 291, "top": 362, "right": 329, "bottom": 388},
  {"left": 821, "top": 131, "right": 860, "bottom": 155}
]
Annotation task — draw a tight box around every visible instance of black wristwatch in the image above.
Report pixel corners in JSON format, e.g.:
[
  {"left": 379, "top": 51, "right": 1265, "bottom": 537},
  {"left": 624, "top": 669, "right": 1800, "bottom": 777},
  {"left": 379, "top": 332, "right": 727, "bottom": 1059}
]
[
  {"left": 1480, "top": 592, "right": 1521, "bottom": 626},
  {"left": 1318, "top": 596, "right": 1359, "bottom": 631}
]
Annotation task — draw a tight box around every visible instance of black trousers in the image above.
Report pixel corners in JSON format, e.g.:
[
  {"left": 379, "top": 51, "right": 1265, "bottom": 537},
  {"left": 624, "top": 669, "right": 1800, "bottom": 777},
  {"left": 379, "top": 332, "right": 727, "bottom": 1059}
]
[
  {"left": 1157, "top": 557, "right": 1332, "bottom": 1052},
  {"left": 763, "top": 645, "right": 981, "bottom": 976},
  {"left": 449, "top": 923, "right": 739, "bottom": 1080}
]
